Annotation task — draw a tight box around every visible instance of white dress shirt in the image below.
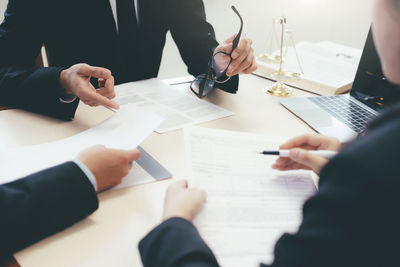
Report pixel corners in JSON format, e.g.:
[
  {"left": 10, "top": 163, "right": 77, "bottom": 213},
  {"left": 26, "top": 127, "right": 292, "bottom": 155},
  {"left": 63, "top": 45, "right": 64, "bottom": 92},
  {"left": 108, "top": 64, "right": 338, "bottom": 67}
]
[{"left": 109, "top": 0, "right": 139, "bottom": 32}]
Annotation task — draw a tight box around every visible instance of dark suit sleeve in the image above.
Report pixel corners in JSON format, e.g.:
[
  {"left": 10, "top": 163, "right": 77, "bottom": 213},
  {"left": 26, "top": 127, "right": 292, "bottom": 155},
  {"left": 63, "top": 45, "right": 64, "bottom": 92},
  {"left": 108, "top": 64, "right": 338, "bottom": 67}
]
[
  {"left": 167, "top": 0, "right": 239, "bottom": 94},
  {"left": 0, "top": 0, "right": 79, "bottom": 120},
  {"left": 0, "top": 161, "right": 99, "bottom": 259},
  {"left": 139, "top": 217, "right": 220, "bottom": 267}
]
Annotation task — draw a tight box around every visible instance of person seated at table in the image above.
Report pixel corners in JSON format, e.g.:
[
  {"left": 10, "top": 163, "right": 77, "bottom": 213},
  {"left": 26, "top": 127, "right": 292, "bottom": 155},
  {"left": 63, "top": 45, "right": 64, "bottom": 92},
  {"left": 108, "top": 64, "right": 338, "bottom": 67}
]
[
  {"left": 137, "top": 1, "right": 400, "bottom": 266},
  {"left": 0, "top": 0, "right": 257, "bottom": 120},
  {"left": 0, "top": 145, "right": 140, "bottom": 260}
]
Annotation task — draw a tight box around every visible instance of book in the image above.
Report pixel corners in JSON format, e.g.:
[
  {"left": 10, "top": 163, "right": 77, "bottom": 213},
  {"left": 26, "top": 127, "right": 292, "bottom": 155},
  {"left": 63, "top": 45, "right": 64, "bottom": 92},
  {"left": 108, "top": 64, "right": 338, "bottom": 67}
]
[{"left": 255, "top": 41, "right": 362, "bottom": 95}]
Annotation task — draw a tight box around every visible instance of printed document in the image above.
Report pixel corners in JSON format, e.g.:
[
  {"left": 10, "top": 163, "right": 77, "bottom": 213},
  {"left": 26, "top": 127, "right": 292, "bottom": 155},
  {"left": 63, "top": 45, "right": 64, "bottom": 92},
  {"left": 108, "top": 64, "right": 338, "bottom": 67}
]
[
  {"left": 185, "top": 127, "right": 317, "bottom": 267},
  {"left": 0, "top": 105, "right": 166, "bottom": 189},
  {"left": 113, "top": 79, "right": 234, "bottom": 133}
]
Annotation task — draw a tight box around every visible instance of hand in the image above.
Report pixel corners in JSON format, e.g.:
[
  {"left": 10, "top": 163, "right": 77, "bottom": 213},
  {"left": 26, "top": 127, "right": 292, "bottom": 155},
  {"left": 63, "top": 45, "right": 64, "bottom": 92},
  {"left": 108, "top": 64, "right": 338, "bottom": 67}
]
[
  {"left": 272, "top": 134, "right": 341, "bottom": 174},
  {"left": 60, "top": 63, "right": 119, "bottom": 109},
  {"left": 214, "top": 33, "right": 257, "bottom": 77},
  {"left": 77, "top": 145, "right": 141, "bottom": 192},
  {"left": 162, "top": 180, "right": 206, "bottom": 222}
]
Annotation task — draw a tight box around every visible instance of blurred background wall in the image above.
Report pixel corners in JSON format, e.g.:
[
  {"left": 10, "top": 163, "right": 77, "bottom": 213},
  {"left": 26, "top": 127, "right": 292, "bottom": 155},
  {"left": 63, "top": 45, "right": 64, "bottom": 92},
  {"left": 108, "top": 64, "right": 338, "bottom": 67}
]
[{"left": 0, "top": 0, "right": 374, "bottom": 78}]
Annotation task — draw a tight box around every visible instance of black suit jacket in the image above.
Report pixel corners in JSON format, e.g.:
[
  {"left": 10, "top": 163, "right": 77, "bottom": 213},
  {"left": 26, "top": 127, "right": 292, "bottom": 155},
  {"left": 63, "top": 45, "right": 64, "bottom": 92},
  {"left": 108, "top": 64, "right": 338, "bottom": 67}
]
[
  {"left": 0, "top": 161, "right": 98, "bottom": 260},
  {"left": 0, "top": 0, "right": 238, "bottom": 120},
  {"left": 139, "top": 104, "right": 400, "bottom": 267}
]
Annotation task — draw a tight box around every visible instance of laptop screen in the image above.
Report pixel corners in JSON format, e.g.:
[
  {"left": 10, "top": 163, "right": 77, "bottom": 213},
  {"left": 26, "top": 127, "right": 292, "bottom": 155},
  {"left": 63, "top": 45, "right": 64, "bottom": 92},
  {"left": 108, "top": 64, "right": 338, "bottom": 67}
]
[{"left": 351, "top": 28, "right": 400, "bottom": 111}]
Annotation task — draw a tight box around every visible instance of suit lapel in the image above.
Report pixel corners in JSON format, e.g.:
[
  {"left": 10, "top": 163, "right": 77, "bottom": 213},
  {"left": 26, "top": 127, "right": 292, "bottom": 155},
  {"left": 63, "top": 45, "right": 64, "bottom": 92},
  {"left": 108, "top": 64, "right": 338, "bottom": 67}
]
[{"left": 101, "top": 0, "right": 119, "bottom": 37}]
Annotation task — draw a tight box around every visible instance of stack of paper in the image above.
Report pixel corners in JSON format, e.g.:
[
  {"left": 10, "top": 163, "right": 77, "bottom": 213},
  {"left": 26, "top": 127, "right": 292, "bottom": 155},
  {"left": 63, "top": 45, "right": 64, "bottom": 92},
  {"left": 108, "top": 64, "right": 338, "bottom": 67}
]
[
  {"left": 114, "top": 79, "right": 234, "bottom": 133},
  {"left": 185, "top": 127, "right": 316, "bottom": 266}
]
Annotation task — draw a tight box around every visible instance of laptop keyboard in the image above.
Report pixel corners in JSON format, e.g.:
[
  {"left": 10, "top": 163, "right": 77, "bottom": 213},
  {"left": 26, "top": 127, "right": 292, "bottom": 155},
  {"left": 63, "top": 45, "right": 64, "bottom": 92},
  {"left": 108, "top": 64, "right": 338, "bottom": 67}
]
[{"left": 309, "top": 96, "right": 377, "bottom": 133}]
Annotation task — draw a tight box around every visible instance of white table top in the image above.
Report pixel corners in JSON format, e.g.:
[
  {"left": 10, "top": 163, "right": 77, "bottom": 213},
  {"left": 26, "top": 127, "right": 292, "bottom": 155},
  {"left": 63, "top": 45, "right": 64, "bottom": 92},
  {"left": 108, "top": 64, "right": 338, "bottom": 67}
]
[{"left": 0, "top": 74, "right": 316, "bottom": 267}]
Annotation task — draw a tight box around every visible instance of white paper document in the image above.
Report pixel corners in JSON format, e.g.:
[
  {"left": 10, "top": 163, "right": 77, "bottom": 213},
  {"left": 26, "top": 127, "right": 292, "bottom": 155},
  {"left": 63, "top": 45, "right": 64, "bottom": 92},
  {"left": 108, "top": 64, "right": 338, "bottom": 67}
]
[
  {"left": 185, "top": 127, "right": 317, "bottom": 267},
  {"left": 113, "top": 79, "right": 234, "bottom": 133},
  {"left": 0, "top": 105, "right": 164, "bottom": 189}
]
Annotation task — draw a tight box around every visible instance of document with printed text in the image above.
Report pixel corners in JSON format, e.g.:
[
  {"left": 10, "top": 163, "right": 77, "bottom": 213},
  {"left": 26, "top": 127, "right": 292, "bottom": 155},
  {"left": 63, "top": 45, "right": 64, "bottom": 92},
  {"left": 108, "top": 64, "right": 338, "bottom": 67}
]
[
  {"left": 113, "top": 79, "right": 234, "bottom": 133},
  {"left": 185, "top": 127, "right": 317, "bottom": 266},
  {"left": 0, "top": 105, "right": 170, "bottom": 189}
]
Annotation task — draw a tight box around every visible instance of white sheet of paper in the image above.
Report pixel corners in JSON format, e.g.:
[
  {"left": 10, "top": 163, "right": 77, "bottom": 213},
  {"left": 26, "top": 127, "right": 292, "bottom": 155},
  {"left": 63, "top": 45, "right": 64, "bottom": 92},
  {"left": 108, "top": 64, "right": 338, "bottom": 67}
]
[
  {"left": 185, "top": 127, "right": 317, "bottom": 267},
  {"left": 0, "top": 105, "right": 163, "bottom": 189},
  {"left": 113, "top": 78, "right": 234, "bottom": 133}
]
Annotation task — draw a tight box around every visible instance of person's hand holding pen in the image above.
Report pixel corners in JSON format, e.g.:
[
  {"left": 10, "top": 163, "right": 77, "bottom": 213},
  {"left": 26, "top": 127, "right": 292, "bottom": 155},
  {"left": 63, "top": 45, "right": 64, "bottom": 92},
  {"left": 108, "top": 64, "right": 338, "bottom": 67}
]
[
  {"left": 271, "top": 134, "right": 342, "bottom": 175},
  {"left": 60, "top": 63, "right": 120, "bottom": 110}
]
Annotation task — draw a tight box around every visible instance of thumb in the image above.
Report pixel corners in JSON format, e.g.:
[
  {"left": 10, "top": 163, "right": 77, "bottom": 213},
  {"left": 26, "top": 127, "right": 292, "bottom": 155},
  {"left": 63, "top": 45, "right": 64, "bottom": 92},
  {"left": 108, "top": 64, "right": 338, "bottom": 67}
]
[
  {"left": 216, "top": 43, "right": 233, "bottom": 54},
  {"left": 127, "top": 149, "right": 141, "bottom": 162},
  {"left": 289, "top": 148, "right": 328, "bottom": 173}
]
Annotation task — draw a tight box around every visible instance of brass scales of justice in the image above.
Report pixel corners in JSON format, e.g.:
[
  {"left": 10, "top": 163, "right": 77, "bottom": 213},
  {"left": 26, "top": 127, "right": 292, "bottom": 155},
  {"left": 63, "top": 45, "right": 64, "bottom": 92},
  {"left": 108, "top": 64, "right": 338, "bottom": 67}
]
[{"left": 258, "top": 17, "right": 304, "bottom": 96}]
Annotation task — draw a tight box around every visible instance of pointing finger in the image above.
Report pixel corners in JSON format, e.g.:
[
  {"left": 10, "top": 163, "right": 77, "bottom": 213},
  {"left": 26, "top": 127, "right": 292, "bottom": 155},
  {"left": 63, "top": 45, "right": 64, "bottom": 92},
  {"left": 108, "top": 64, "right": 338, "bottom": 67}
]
[{"left": 83, "top": 89, "right": 120, "bottom": 109}]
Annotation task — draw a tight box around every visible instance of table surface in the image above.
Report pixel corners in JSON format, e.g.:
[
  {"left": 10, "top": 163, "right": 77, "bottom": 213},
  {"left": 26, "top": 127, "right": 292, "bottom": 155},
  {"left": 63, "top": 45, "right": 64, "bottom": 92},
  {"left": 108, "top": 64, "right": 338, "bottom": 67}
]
[{"left": 0, "top": 74, "right": 316, "bottom": 267}]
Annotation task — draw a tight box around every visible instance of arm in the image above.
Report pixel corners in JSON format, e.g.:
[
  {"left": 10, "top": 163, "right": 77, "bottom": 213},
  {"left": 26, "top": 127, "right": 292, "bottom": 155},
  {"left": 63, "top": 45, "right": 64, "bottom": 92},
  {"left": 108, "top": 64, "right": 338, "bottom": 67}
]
[
  {"left": 139, "top": 180, "right": 219, "bottom": 267},
  {"left": 0, "top": 0, "right": 118, "bottom": 119},
  {"left": 139, "top": 217, "right": 219, "bottom": 267},
  {"left": 0, "top": 0, "right": 79, "bottom": 120},
  {"left": 0, "top": 145, "right": 141, "bottom": 259},
  {"left": 167, "top": 0, "right": 239, "bottom": 93},
  {"left": 266, "top": 133, "right": 399, "bottom": 267},
  {"left": 0, "top": 161, "right": 99, "bottom": 258}
]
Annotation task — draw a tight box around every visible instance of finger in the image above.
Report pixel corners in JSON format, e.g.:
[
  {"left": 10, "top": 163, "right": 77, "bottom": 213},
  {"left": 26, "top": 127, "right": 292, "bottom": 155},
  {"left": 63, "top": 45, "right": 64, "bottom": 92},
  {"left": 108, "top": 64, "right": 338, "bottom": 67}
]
[
  {"left": 81, "top": 98, "right": 99, "bottom": 107},
  {"left": 289, "top": 148, "right": 328, "bottom": 173},
  {"left": 229, "top": 48, "right": 254, "bottom": 76},
  {"left": 126, "top": 149, "right": 141, "bottom": 162},
  {"left": 233, "top": 38, "right": 251, "bottom": 60},
  {"left": 227, "top": 40, "right": 252, "bottom": 76},
  {"left": 97, "top": 88, "right": 114, "bottom": 99},
  {"left": 98, "top": 78, "right": 106, "bottom": 88},
  {"left": 79, "top": 64, "right": 112, "bottom": 79},
  {"left": 83, "top": 89, "right": 120, "bottom": 109},
  {"left": 272, "top": 160, "right": 311, "bottom": 171},
  {"left": 215, "top": 43, "right": 233, "bottom": 54},
  {"left": 272, "top": 157, "right": 292, "bottom": 168},
  {"left": 280, "top": 134, "right": 324, "bottom": 150},
  {"left": 105, "top": 76, "right": 115, "bottom": 99},
  {"left": 192, "top": 188, "right": 207, "bottom": 202},
  {"left": 97, "top": 76, "right": 116, "bottom": 99},
  {"left": 241, "top": 57, "right": 258, "bottom": 74}
]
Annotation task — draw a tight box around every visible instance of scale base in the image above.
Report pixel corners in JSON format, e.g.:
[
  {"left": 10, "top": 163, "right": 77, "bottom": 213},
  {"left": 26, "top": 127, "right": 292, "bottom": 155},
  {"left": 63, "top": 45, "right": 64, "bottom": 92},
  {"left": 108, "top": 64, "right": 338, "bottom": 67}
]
[{"left": 266, "top": 81, "right": 293, "bottom": 96}]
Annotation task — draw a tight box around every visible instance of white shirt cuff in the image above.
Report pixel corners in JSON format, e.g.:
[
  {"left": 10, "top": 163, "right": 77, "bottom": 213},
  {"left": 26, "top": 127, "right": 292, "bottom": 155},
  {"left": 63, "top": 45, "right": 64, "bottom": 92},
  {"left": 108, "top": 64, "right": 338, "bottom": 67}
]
[
  {"left": 73, "top": 159, "right": 97, "bottom": 191},
  {"left": 59, "top": 94, "right": 77, "bottom": 104}
]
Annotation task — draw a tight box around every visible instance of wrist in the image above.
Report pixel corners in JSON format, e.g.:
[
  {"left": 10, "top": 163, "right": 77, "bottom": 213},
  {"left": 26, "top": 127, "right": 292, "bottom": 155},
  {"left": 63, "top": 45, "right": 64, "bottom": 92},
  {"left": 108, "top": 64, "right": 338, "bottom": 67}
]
[
  {"left": 162, "top": 212, "right": 192, "bottom": 223},
  {"left": 59, "top": 69, "right": 73, "bottom": 95}
]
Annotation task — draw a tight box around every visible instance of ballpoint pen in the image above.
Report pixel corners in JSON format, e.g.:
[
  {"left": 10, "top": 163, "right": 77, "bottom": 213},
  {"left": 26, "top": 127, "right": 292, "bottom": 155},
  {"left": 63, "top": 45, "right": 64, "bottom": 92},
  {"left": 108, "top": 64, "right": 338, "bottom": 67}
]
[{"left": 260, "top": 150, "right": 338, "bottom": 159}]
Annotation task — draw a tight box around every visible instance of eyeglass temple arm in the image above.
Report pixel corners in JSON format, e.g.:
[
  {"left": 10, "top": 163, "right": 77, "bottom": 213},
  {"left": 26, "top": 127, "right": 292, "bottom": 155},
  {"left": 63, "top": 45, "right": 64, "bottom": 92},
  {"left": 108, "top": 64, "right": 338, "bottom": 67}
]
[{"left": 231, "top": 5, "right": 243, "bottom": 53}]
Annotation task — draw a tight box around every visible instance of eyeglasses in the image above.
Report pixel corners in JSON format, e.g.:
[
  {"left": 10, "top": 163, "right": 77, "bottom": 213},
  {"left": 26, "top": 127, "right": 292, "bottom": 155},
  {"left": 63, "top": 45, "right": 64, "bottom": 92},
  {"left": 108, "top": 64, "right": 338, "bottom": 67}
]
[{"left": 191, "top": 6, "right": 243, "bottom": 98}]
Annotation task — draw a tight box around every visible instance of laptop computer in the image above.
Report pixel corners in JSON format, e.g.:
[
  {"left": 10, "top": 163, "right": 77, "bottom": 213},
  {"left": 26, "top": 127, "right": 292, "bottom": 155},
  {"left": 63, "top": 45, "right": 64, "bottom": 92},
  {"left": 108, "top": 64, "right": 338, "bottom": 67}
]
[{"left": 280, "top": 29, "right": 400, "bottom": 141}]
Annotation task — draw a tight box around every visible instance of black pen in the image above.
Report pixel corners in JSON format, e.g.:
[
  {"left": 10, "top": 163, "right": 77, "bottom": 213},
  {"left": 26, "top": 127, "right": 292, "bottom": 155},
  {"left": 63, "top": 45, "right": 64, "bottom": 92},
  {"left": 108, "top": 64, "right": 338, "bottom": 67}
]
[{"left": 260, "top": 150, "right": 337, "bottom": 159}]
